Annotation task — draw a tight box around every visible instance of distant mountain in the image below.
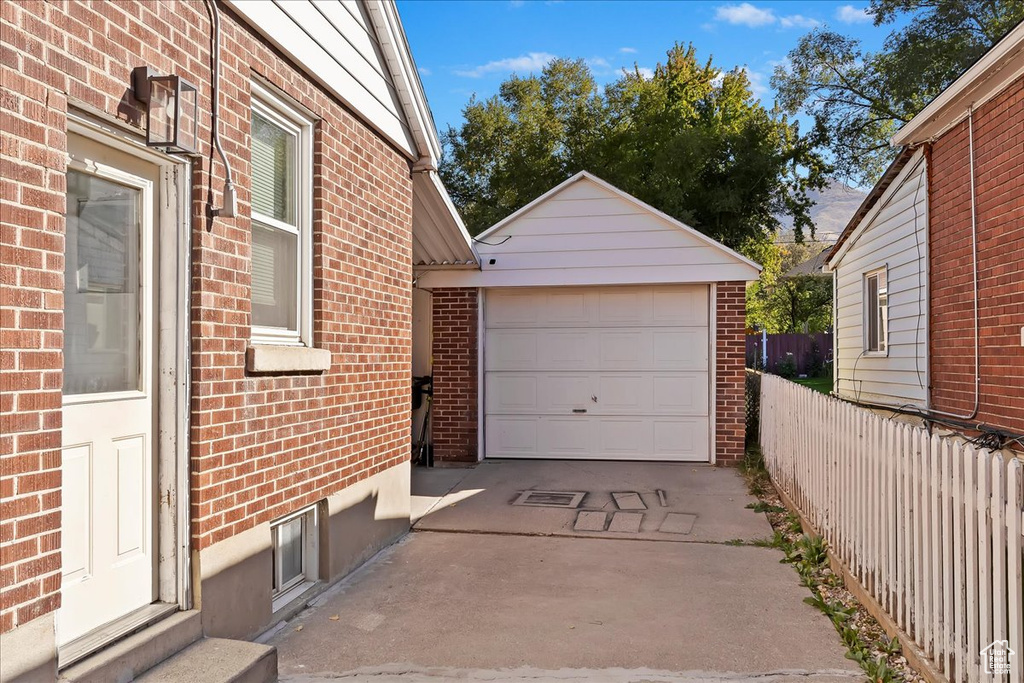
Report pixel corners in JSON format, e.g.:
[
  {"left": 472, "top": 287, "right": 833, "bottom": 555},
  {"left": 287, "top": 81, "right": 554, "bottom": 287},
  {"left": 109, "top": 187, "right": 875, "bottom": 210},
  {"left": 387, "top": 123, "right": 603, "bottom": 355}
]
[{"left": 776, "top": 180, "right": 868, "bottom": 243}]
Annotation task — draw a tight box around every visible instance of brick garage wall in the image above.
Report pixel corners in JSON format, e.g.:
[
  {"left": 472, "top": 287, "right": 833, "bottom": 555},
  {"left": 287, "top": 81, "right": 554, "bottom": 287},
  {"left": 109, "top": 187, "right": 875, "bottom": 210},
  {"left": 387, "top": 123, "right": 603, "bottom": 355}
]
[
  {"left": 927, "top": 74, "right": 1023, "bottom": 435},
  {"left": 430, "top": 288, "right": 478, "bottom": 462},
  {"left": 716, "top": 281, "right": 747, "bottom": 465},
  {"left": 1, "top": 0, "right": 415, "bottom": 634}
]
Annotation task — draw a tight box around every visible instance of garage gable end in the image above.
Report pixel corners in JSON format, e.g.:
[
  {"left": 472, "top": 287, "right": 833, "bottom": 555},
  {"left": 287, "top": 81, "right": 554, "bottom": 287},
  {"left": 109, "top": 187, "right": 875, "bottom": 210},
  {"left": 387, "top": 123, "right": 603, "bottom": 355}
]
[{"left": 420, "top": 172, "right": 761, "bottom": 288}]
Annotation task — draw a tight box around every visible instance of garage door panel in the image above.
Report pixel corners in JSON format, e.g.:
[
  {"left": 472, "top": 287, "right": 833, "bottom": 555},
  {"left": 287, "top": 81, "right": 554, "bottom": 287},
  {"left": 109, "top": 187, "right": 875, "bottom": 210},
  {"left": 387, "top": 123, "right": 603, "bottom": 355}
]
[
  {"left": 538, "top": 418, "right": 592, "bottom": 455},
  {"left": 653, "top": 419, "right": 708, "bottom": 459},
  {"left": 487, "top": 286, "right": 707, "bottom": 328},
  {"left": 487, "top": 328, "right": 708, "bottom": 371},
  {"left": 484, "top": 285, "right": 711, "bottom": 462}
]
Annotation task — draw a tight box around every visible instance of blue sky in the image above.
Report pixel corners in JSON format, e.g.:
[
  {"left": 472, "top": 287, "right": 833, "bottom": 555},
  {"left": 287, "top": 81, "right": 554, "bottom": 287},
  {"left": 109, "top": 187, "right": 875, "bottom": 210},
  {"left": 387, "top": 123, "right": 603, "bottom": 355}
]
[{"left": 397, "top": 1, "right": 897, "bottom": 136}]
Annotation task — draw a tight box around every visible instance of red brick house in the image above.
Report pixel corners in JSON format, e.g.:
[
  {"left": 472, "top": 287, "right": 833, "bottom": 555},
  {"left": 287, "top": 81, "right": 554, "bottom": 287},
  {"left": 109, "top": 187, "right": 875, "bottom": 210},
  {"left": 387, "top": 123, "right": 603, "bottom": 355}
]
[
  {"left": 826, "top": 22, "right": 1023, "bottom": 442},
  {"left": 0, "top": 0, "right": 474, "bottom": 679},
  {"left": 418, "top": 172, "right": 762, "bottom": 466}
]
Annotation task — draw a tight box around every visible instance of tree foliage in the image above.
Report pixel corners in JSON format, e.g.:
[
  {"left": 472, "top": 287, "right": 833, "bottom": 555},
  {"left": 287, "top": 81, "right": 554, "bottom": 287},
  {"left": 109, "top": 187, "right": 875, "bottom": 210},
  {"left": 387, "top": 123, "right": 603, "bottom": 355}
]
[
  {"left": 747, "top": 242, "right": 833, "bottom": 333},
  {"left": 441, "top": 45, "right": 828, "bottom": 249},
  {"left": 772, "top": 0, "right": 1024, "bottom": 185}
]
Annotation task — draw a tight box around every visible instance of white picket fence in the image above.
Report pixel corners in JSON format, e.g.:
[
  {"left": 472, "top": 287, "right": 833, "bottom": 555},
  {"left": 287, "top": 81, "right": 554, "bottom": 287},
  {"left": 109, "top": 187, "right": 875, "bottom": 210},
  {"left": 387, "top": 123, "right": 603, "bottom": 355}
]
[{"left": 759, "top": 374, "right": 1023, "bottom": 683}]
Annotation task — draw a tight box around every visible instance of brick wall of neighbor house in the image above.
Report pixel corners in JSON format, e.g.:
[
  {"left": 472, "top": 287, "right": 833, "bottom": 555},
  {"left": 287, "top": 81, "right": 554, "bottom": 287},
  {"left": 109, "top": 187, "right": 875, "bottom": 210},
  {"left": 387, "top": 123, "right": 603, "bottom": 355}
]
[
  {"left": 1, "top": 0, "right": 414, "bottom": 636},
  {"left": 928, "top": 74, "right": 1024, "bottom": 435},
  {"left": 429, "top": 288, "right": 479, "bottom": 462},
  {"left": 716, "top": 281, "right": 747, "bottom": 465}
]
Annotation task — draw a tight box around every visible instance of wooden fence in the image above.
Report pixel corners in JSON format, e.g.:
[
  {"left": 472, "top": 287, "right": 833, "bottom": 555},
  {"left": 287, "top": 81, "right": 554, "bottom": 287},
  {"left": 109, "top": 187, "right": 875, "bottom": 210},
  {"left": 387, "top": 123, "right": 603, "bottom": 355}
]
[
  {"left": 759, "top": 373, "right": 1023, "bottom": 682},
  {"left": 746, "top": 332, "right": 832, "bottom": 375}
]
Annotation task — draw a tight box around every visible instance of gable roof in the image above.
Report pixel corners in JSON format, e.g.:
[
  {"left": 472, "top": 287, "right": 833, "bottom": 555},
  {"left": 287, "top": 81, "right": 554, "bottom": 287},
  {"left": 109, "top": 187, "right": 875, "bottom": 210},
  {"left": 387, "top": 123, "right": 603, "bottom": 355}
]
[
  {"left": 825, "top": 147, "right": 917, "bottom": 268},
  {"left": 477, "top": 171, "right": 762, "bottom": 271},
  {"left": 417, "top": 171, "right": 762, "bottom": 289},
  {"left": 784, "top": 247, "right": 832, "bottom": 277},
  {"left": 893, "top": 20, "right": 1024, "bottom": 146}
]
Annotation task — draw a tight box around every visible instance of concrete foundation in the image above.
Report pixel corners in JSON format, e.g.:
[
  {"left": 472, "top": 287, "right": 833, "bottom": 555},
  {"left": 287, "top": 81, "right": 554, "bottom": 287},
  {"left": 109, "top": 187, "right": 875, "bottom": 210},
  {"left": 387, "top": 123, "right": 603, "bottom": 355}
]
[
  {"left": 0, "top": 612, "right": 57, "bottom": 682},
  {"left": 196, "top": 463, "right": 411, "bottom": 641}
]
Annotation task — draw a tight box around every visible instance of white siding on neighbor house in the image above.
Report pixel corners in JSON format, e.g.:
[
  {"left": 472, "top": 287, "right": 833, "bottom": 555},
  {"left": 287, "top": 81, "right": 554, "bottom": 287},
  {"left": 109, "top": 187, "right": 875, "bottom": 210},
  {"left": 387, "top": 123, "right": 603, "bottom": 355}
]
[
  {"left": 418, "top": 175, "right": 761, "bottom": 288},
  {"left": 223, "top": 0, "right": 416, "bottom": 157},
  {"left": 831, "top": 152, "right": 928, "bottom": 407}
]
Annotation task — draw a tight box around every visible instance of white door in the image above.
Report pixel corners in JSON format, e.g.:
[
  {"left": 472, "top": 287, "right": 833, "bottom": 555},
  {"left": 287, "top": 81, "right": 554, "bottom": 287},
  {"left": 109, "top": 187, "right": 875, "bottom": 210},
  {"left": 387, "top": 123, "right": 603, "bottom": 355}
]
[
  {"left": 484, "top": 285, "right": 711, "bottom": 462},
  {"left": 59, "top": 135, "right": 158, "bottom": 645}
]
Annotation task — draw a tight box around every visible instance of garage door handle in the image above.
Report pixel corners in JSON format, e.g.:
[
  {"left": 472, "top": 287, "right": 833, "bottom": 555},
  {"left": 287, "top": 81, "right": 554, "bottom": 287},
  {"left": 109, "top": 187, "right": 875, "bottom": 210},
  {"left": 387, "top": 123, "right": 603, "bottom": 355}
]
[{"left": 572, "top": 408, "right": 587, "bottom": 414}]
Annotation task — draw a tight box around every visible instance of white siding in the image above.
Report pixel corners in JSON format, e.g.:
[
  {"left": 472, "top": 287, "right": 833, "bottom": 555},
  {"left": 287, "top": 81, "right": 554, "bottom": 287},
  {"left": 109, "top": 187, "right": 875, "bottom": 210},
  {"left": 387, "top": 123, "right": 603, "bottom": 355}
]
[
  {"left": 223, "top": 0, "right": 415, "bottom": 157},
  {"left": 832, "top": 153, "right": 928, "bottom": 407},
  {"left": 419, "top": 175, "right": 761, "bottom": 288}
]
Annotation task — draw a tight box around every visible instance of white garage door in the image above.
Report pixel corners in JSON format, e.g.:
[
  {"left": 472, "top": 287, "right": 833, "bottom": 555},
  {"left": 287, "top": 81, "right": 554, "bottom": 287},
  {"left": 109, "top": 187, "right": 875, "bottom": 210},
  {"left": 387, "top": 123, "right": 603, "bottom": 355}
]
[{"left": 484, "top": 285, "right": 711, "bottom": 462}]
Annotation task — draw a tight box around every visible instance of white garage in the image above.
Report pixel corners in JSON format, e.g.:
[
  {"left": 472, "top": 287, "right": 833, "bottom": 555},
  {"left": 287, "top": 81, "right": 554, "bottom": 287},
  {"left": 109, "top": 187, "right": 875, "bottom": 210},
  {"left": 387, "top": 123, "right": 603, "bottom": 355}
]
[{"left": 417, "top": 172, "right": 762, "bottom": 464}]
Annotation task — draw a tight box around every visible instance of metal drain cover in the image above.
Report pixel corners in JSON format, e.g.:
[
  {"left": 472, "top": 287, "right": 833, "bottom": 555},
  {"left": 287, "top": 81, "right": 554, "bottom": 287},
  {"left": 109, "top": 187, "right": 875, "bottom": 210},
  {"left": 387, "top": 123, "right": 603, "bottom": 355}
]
[{"left": 513, "top": 490, "right": 586, "bottom": 509}]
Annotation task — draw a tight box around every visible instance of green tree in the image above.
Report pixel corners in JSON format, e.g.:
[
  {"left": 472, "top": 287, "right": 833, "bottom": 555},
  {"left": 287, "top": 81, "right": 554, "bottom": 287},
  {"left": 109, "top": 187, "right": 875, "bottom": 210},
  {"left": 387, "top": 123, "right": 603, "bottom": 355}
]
[
  {"left": 441, "top": 45, "right": 828, "bottom": 248},
  {"left": 772, "top": 0, "right": 1024, "bottom": 185},
  {"left": 747, "top": 242, "right": 833, "bottom": 333}
]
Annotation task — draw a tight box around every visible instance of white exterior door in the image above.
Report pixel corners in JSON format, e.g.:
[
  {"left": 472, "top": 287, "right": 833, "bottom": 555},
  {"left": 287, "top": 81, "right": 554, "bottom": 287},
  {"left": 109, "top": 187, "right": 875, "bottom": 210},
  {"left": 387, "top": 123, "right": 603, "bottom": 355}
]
[
  {"left": 59, "top": 135, "right": 158, "bottom": 645},
  {"left": 484, "top": 285, "right": 711, "bottom": 462}
]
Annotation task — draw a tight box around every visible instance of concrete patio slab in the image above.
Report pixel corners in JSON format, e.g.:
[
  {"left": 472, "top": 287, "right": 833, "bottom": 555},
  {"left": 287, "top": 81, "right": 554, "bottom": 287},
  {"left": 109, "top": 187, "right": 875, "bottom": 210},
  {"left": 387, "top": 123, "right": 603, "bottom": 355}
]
[
  {"left": 413, "top": 460, "right": 773, "bottom": 543},
  {"left": 270, "top": 532, "right": 862, "bottom": 681}
]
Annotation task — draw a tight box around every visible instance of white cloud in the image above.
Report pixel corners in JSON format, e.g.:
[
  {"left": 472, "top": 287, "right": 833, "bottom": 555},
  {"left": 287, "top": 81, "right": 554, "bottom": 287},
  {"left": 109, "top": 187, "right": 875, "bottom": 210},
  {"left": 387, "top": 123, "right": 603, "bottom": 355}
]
[
  {"left": 637, "top": 67, "right": 655, "bottom": 80},
  {"left": 418, "top": 66, "right": 432, "bottom": 77},
  {"left": 714, "top": 3, "right": 775, "bottom": 27},
  {"left": 587, "top": 57, "right": 611, "bottom": 70},
  {"left": 454, "top": 52, "right": 557, "bottom": 78},
  {"left": 780, "top": 14, "right": 819, "bottom": 29},
  {"left": 835, "top": 5, "right": 872, "bottom": 23},
  {"left": 743, "top": 68, "right": 770, "bottom": 98},
  {"left": 509, "top": 0, "right": 525, "bottom": 7},
  {"left": 619, "top": 47, "right": 637, "bottom": 54}
]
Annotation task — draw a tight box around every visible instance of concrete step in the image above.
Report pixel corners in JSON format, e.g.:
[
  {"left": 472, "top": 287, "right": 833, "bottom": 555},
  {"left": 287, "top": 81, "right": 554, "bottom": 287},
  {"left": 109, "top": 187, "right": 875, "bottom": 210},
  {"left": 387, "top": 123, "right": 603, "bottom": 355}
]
[
  {"left": 60, "top": 610, "right": 203, "bottom": 683},
  {"left": 135, "top": 638, "right": 277, "bottom": 683}
]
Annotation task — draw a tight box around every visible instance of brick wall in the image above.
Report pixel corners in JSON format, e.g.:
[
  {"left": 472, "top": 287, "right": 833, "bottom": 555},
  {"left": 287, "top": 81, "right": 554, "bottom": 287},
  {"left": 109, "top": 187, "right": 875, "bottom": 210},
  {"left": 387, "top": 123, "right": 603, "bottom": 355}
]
[
  {"left": 928, "top": 74, "right": 1023, "bottom": 435},
  {"left": 1, "top": 0, "right": 415, "bottom": 634},
  {"left": 716, "top": 281, "right": 747, "bottom": 465},
  {"left": 430, "top": 288, "right": 478, "bottom": 462}
]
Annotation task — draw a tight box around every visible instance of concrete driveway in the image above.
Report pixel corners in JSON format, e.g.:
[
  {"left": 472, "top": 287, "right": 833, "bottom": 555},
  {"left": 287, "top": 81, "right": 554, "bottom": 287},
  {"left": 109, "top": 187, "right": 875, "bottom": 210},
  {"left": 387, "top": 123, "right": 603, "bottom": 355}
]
[{"left": 269, "top": 461, "right": 863, "bottom": 683}]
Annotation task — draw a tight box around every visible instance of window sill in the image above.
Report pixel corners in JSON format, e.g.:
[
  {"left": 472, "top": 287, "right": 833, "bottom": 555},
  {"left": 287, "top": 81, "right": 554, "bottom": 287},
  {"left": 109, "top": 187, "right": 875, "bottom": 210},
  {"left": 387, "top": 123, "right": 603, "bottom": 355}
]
[
  {"left": 246, "top": 345, "right": 331, "bottom": 373},
  {"left": 862, "top": 350, "right": 889, "bottom": 358}
]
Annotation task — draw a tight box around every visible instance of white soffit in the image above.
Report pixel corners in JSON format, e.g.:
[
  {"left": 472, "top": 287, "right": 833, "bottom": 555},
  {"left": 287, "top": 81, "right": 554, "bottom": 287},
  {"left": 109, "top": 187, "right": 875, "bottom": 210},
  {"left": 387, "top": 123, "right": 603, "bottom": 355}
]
[{"left": 892, "top": 22, "right": 1024, "bottom": 146}]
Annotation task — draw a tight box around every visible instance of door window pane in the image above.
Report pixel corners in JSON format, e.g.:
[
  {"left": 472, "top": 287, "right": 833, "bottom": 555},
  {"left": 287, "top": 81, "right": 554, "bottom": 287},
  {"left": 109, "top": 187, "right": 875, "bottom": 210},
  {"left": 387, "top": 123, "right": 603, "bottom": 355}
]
[
  {"left": 63, "top": 170, "right": 141, "bottom": 395},
  {"left": 251, "top": 222, "right": 297, "bottom": 330},
  {"left": 251, "top": 111, "right": 296, "bottom": 225}
]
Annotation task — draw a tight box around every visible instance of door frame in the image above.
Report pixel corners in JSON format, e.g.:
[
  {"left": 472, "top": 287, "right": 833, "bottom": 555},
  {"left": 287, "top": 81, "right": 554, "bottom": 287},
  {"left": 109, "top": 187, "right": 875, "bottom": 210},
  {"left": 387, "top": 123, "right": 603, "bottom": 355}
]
[
  {"left": 65, "top": 112, "right": 193, "bottom": 614},
  {"left": 477, "top": 284, "right": 716, "bottom": 463}
]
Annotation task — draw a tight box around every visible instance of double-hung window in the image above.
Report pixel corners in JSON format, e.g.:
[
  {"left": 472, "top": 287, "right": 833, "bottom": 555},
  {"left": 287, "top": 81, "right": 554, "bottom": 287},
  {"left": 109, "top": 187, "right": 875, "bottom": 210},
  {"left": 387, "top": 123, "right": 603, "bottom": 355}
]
[
  {"left": 864, "top": 267, "right": 888, "bottom": 354},
  {"left": 250, "top": 83, "right": 313, "bottom": 346}
]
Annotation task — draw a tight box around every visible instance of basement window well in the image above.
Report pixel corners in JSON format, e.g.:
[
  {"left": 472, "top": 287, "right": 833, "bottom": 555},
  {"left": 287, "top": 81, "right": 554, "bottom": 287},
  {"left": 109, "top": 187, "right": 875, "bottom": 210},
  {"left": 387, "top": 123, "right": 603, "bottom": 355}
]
[{"left": 271, "top": 504, "right": 319, "bottom": 611}]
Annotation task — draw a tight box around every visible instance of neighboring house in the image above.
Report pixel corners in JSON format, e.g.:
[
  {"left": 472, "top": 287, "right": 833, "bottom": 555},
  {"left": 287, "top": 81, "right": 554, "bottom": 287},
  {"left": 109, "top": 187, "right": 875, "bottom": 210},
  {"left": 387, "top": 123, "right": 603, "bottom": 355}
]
[
  {"left": 418, "top": 172, "right": 762, "bottom": 466},
  {"left": 783, "top": 247, "right": 831, "bottom": 278},
  {"left": 826, "top": 22, "right": 1023, "bottom": 437},
  {"left": 0, "top": 1, "right": 474, "bottom": 680}
]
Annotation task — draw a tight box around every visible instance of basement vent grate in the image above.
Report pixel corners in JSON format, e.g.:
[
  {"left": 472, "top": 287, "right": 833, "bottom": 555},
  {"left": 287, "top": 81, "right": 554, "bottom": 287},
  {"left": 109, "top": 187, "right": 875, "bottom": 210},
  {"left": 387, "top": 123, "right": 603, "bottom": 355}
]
[{"left": 513, "top": 490, "right": 586, "bottom": 509}]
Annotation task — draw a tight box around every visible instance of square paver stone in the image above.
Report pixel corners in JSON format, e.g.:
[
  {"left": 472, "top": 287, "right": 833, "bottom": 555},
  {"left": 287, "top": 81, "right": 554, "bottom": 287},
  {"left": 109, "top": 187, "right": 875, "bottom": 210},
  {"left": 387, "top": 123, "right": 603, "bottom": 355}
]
[
  {"left": 611, "top": 491, "right": 647, "bottom": 510},
  {"left": 573, "top": 511, "right": 608, "bottom": 532},
  {"left": 608, "top": 512, "right": 644, "bottom": 533},
  {"left": 659, "top": 512, "right": 698, "bottom": 534}
]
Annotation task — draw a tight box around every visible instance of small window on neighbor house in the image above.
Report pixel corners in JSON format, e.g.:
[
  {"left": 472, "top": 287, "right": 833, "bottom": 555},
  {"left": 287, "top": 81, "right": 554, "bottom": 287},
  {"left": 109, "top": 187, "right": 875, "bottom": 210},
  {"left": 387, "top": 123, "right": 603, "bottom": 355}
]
[
  {"left": 250, "top": 83, "right": 313, "bottom": 346},
  {"left": 864, "top": 268, "right": 888, "bottom": 354},
  {"left": 271, "top": 504, "right": 318, "bottom": 610}
]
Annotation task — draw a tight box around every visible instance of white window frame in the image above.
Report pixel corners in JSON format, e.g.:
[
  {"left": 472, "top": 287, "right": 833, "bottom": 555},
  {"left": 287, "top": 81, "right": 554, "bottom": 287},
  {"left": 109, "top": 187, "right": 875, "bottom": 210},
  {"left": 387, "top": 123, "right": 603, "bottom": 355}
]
[
  {"left": 270, "top": 503, "right": 319, "bottom": 612},
  {"left": 863, "top": 267, "right": 888, "bottom": 356},
  {"left": 250, "top": 82, "right": 314, "bottom": 347}
]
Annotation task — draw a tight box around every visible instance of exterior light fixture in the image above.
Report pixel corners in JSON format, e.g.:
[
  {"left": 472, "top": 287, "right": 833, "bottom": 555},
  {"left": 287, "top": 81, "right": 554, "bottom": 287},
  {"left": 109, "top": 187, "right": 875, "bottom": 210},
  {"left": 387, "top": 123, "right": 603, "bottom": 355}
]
[{"left": 132, "top": 66, "right": 198, "bottom": 155}]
